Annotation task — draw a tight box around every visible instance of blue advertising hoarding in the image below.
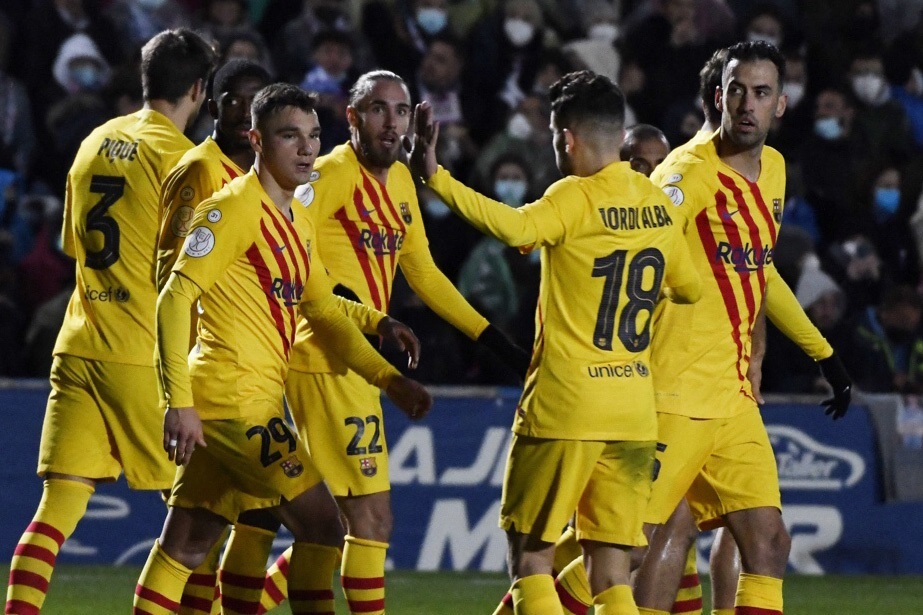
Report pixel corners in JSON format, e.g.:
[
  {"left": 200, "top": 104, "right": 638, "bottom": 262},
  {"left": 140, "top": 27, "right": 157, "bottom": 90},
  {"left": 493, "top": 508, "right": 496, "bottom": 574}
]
[{"left": 1, "top": 384, "right": 921, "bottom": 573}]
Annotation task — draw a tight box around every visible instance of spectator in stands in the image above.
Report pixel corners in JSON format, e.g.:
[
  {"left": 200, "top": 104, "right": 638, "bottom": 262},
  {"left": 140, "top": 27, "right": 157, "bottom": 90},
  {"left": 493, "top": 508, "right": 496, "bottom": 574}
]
[
  {"left": 105, "top": 0, "right": 192, "bottom": 58},
  {"left": 102, "top": 64, "right": 144, "bottom": 117},
  {"left": 300, "top": 29, "right": 355, "bottom": 152},
  {"left": 826, "top": 234, "right": 885, "bottom": 315},
  {"left": 741, "top": 2, "right": 790, "bottom": 50},
  {"left": 850, "top": 285, "right": 923, "bottom": 393},
  {"left": 16, "top": 196, "right": 70, "bottom": 316},
  {"left": 198, "top": 0, "right": 256, "bottom": 51},
  {"left": 885, "top": 33, "right": 923, "bottom": 148},
  {"left": 0, "top": 13, "right": 35, "bottom": 180},
  {"left": 562, "top": 0, "right": 622, "bottom": 82},
  {"left": 848, "top": 47, "right": 914, "bottom": 165},
  {"left": 769, "top": 50, "right": 811, "bottom": 161},
  {"left": 220, "top": 29, "right": 276, "bottom": 77}
]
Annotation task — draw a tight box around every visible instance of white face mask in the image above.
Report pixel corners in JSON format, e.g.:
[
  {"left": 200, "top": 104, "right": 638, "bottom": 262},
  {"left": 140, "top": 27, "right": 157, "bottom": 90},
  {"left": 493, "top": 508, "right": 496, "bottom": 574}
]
[
  {"left": 852, "top": 73, "right": 889, "bottom": 106},
  {"left": 506, "top": 112, "right": 532, "bottom": 140},
  {"left": 588, "top": 23, "right": 619, "bottom": 44},
  {"left": 784, "top": 81, "right": 805, "bottom": 108},
  {"left": 416, "top": 7, "right": 448, "bottom": 35},
  {"left": 494, "top": 179, "right": 528, "bottom": 206},
  {"left": 747, "top": 30, "right": 780, "bottom": 49},
  {"left": 504, "top": 18, "right": 535, "bottom": 47}
]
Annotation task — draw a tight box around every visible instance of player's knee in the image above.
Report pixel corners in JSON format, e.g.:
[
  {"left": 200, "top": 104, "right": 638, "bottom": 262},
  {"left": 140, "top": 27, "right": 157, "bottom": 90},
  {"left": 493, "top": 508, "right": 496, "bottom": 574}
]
[{"left": 348, "top": 500, "right": 393, "bottom": 542}]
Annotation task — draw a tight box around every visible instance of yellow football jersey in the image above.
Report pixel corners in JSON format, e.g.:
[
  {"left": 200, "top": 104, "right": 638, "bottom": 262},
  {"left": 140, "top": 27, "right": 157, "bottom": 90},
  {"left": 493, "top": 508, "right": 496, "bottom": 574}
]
[
  {"left": 428, "top": 162, "right": 700, "bottom": 441},
  {"left": 54, "top": 109, "right": 193, "bottom": 366},
  {"left": 650, "top": 132, "right": 788, "bottom": 418},
  {"left": 289, "top": 143, "right": 487, "bottom": 373},
  {"left": 171, "top": 171, "right": 319, "bottom": 419},
  {"left": 157, "top": 136, "right": 245, "bottom": 290}
]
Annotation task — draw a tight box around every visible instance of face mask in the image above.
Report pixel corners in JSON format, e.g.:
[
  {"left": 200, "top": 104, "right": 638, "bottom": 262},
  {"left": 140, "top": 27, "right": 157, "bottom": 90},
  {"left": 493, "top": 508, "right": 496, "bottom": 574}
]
[
  {"left": 874, "top": 187, "right": 900, "bottom": 216},
  {"left": 494, "top": 179, "right": 528, "bottom": 206},
  {"left": 504, "top": 18, "right": 535, "bottom": 47},
  {"left": 416, "top": 7, "right": 447, "bottom": 35},
  {"left": 507, "top": 112, "right": 532, "bottom": 140},
  {"left": 852, "top": 73, "right": 889, "bottom": 106},
  {"left": 425, "top": 198, "right": 451, "bottom": 219},
  {"left": 588, "top": 23, "right": 619, "bottom": 44},
  {"left": 71, "top": 65, "right": 102, "bottom": 90},
  {"left": 747, "top": 30, "right": 780, "bottom": 49},
  {"left": 784, "top": 81, "right": 805, "bottom": 108},
  {"left": 138, "top": 0, "right": 167, "bottom": 9},
  {"left": 814, "top": 116, "right": 843, "bottom": 140}
]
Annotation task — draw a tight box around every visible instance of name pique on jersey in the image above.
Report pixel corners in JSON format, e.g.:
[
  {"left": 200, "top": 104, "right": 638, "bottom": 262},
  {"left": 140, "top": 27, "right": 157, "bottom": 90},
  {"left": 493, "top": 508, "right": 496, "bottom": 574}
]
[{"left": 598, "top": 204, "right": 673, "bottom": 231}]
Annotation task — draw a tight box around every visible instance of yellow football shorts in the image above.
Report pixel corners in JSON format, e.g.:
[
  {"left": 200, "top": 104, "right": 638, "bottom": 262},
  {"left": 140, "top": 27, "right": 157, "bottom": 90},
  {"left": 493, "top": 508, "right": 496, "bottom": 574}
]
[
  {"left": 169, "top": 404, "right": 324, "bottom": 522},
  {"left": 499, "top": 434, "right": 655, "bottom": 546},
  {"left": 285, "top": 369, "right": 389, "bottom": 497},
  {"left": 645, "top": 401, "right": 781, "bottom": 529},
  {"left": 38, "top": 354, "right": 175, "bottom": 490}
]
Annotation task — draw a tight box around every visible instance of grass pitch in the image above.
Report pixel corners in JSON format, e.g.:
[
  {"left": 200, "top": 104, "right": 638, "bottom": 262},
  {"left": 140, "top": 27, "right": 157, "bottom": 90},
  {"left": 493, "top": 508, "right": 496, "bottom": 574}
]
[{"left": 4, "top": 565, "right": 922, "bottom": 613}]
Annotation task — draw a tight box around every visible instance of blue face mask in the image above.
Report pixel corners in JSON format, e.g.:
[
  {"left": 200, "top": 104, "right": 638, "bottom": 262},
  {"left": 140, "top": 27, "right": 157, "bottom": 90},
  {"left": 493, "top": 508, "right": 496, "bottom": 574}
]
[
  {"left": 71, "top": 65, "right": 102, "bottom": 90},
  {"left": 494, "top": 179, "right": 527, "bottom": 206},
  {"left": 416, "top": 8, "right": 448, "bottom": 35},
  {"left": 814, "top": 116, "right": 843, "bottom": 140},
  {"left": 874, "top": 187, "right": 900, "bottom": 217}
]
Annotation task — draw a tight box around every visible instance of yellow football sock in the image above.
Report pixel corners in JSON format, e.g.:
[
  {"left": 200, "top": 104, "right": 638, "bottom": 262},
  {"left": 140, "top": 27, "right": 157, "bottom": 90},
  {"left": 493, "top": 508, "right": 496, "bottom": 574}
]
[
  {"left": 555, "top": 556, "right": 592, "bottom": 614},
  {"left": 594, "top": 584, "right": 639, "bottom": 614},
  {"left": 133, "top": 541, "right": 193, "bottom": 614},
  {"left": 735, "top": 573, "right": 783, "bottom": 614},
  {"left": 179, "top": 526, "right": 229, "bottom": 615},
  {"left": 287, "top": 541, "right": 338, "bottom": 614},
  {"left": 492, "top": 589, "right": 515, "bottom": 615},
  {"left": 672, "top": 545, "right": 702, "bottom": 614},
  {"left": 511, "top": 574, "right": 564, "bottom": 615},
  {"left": 712, "top": 610, "right": 735, "bottom": 615},
  {"left": 219, "top": 524, "right": 275, "bottom": 615},
  {"left": 552, "top": 526, "right": 582, "bottom": 575},
  {"left": 638, "top": 608, "right": 670, "bottom": 615},
  {"left": 6, "top": 478, "right": 93, "bottom": 614},
  {"left": 341, "top": 535, "right": 387, "bottom": 615},
  {"left": 259, "top": 546, "right": 292, "bottom": 613}
]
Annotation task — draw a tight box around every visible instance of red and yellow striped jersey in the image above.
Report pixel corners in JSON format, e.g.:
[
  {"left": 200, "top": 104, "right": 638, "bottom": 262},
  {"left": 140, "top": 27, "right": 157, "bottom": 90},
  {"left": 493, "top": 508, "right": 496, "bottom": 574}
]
[
  {"left": 172, "top": 171, "right": 319, "bottom": 419},
  {"left": 157, "top": 136, "right": 245, "bottom": 290},
  {"left": 650, "top": 132, "right": 786, "bottom": 418},
  {"left": 289, "top": 142, "right": 487, "bottom": 373},
  {"left": 428, "top": 162, "right": 700, "bottom": 441},
  {"left": 54, "top": 109, "right": 193, "bottom": 366}
]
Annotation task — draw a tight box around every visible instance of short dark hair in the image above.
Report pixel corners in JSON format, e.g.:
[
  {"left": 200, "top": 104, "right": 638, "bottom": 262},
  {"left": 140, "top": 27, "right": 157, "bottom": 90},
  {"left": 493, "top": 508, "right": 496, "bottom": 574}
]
[
  {"left": 620, "top": 123, "right": 668, "bottom": 160},
  {"left": 723, "top": 40, "right": 786, "bottom": 89},
  {"left": 251, "top": 83, "right": 317, "bottom": 130},
  {"left": 549, "top": 70, "right": 625, "bottom": 133},
  {"left": 312, "top": 29, "right": 355, "bottom": 52},
  {"left": 141, "top": 28, "right": 218, "bottom": 103},
  {"left": 699, "top": 48, "right": 727, "bottom": 125},
  {"left": 210, "top": 59, "right": 271, "bottom": 99},
  {"left": 347, "top": 70, "right": 407, "bottom": 108}
]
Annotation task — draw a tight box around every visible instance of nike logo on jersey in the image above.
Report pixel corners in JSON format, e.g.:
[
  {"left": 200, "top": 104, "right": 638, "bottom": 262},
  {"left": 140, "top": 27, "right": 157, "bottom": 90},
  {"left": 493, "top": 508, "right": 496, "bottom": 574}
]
[
  {"left": 274, "top": 244, "right": 287, "bottom": 253},
  {"left": 720, "top": 209, "right": 740, "bottom": 220}
]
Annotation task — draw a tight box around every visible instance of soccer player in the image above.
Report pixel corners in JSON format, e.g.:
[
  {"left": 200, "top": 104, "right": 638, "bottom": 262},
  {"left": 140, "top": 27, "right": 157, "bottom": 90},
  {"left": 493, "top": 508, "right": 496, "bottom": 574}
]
[
  {"left": 632, "top": 41, "right": 852, "bottom": 615},
  {"left": 254, "top": 70, "right": 530, "bottom": 615},
  {"left": 132, "top": 82, "right": 432, "bottom": 615},
  {"left": 5, "top": 29, "right": 218, "bottom": 615},
  {"left": 156, "top": 58, "right": 273, "bottom": 615},
  {"left": 620, "top": 124, "right": 671, "bottom": 178},
  {"left": 411, "top": 70, "right": 702, "bottom": 614}
]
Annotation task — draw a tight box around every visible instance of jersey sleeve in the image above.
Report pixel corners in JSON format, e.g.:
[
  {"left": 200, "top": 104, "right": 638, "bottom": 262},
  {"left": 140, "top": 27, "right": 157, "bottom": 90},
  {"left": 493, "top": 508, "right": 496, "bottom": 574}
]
[
  {"left": 661, "top": 226, "right": 702, "bottom": 304},
  {"left": 764, "top": 267, "right": 834, "bottom": 360},
  {"left": 426, "top": 166, "right": 578, "bottom": 252},
  {"left": 172, "top": 196, "right": 258, "bottom": 294},
  {"left": 651, "top": 156, "right": 707, "bottom": 232},
  {"left": 333, "top": 294, "right": 387, "bottom": 334},
  {"left": 399, "top": 248, "right": 490, "bottom": 340},
  {"left": 155, "top": 272, "right": 202, "bottom": 410},
  {"left": 62, "top": 174, "right": 76, "bottom": 258}
]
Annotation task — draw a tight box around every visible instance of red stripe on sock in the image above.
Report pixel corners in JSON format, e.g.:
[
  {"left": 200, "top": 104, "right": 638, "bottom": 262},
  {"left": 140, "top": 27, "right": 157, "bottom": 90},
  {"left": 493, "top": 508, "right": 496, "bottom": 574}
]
[
  {"left": 501, "top": 592, "right": 513, "bottom": 607},
  {"left": 220, "top": 571, "right": 265, "bottom": 590},
  {"left": 340, "top": 576, "right": 385, "bottom": 590},
  {"left": 264, "top": 577, "right": 285, "bottom": 605},
  {"left": 135, "top": 585, "right": 180, "bottom": 612},
  {"left": 180, "top": 593, "right": 214, "bottom": 613},
  {"left": 289, "top": 589, "right": 335, "bottom": 601},
  {"left": 554, "top": 581, "right": 589, "bottom": 615},
  {"left": 221, "top": 596, "right": 261, "bottom": 614},
  {"left": 13, "top": 544, "right": 56, "bottom": 567},
  {"left": 5, "top": 599, "right": 40, "bottom": 615},
  {"left": 9, "top": 570, "right": 49, "bottom": 593},
  {"left": 679, "top": 573, "right": 700, "bottom": 589},
  {"left": 25, "top": 522, "right": 65, "bottom": 548},
  {"left": 736, "top": 607, "right": 782, "bottom": 615},
  {"left": 672, "top": 597, "right": 704, "bottom": 613},
  {"left": 187, "top": 573, "right": 217, "bottom": 587},
  {"left": 346, "top": 598, "right": 386, "bottom": 613}
]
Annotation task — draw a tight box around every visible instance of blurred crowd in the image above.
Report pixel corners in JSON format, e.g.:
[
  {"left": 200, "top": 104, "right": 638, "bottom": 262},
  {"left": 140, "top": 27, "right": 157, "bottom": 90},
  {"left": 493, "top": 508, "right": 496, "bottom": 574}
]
[{"left": 4, "top": 0, "right": 923, "bottom": 393}]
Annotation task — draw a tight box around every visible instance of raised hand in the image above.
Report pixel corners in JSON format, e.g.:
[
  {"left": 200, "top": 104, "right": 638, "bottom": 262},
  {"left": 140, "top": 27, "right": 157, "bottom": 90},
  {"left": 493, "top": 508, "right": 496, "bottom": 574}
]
[{"left": 409, "top": 101, "right": 440, "bottom": 181}]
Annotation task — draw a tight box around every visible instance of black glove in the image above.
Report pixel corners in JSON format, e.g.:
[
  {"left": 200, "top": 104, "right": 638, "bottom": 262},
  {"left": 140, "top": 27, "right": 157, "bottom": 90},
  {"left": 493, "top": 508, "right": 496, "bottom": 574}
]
[
  {"left": 477, "top": 324, "right": 531, "bottom": 381},
  {"left": 818, "top": 352, "right": 852, "bottom": 420}
]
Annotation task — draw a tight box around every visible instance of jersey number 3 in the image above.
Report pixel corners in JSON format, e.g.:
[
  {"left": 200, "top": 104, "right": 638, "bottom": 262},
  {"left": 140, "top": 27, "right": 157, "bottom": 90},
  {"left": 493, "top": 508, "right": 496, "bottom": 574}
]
[
  {"left": 592, "top": 247, "right": 665, "bottom": 352},
  {"left": 85, "top": 175, "right": 126, "bottom": 270}
]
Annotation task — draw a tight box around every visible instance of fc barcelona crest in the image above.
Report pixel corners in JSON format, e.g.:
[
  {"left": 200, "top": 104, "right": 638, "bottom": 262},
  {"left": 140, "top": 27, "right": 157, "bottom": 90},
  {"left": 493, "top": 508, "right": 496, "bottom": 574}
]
[
  {"left": 400, "top": 202, "right": 412, "bottom": 224},
  {"left": 281, "top": 455, "right": 304, "bottom": 478},
  {"left": 360, "top": 457, "right": 378, "bottom": 477},
  {"left": 773, "top": 198, "right": 782, "bottom": 223}
]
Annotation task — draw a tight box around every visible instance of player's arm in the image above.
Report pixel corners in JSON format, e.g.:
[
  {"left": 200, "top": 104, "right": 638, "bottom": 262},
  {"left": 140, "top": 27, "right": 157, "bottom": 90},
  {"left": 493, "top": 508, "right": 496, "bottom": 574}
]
[
  {"left": 155, "top": 271, "right": 207, "bottom": 466},
  {"left": 764, "top": 267, "right": 851, "bottom": 418},
  {"left": 299, "top": 264, "right": 432, "bottom": 417},
  {"left": 61, "top": 175, "right": 76, "bottom": 258},
  {"left": 399, "top": 248, "right": 531, "bottom": 378},
  {"left": 330, "top": 294, "right": 421, "bottom": 368},
  {"left": 661, "top": 229, "right": 702, "bottom": 304},
  {"left": 748, "top": 303, "right": 767, "bottom": 404}
]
